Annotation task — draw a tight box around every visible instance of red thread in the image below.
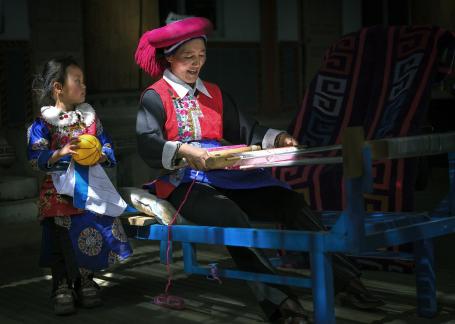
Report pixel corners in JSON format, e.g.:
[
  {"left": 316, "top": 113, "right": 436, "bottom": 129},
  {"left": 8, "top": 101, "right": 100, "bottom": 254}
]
[
  {"left": 165, "top": 178, "right": 197, "bottom": 293},
  {"left": 153, "top": 178, "right": 197, "bottom": 310}
]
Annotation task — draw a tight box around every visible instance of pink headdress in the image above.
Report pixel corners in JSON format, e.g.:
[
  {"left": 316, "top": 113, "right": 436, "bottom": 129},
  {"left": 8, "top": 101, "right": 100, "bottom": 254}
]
[{"left": 135, "top": 17, "right": 213, "bottom": 77}]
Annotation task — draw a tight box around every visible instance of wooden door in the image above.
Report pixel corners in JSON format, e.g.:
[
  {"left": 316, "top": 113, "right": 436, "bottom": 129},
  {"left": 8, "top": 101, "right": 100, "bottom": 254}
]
[
  {"left": 83, "top": 0, "right": 159, "bottom": 92},
  {"left": 302, "top": 0, "right": 342, "bottom": 86}
]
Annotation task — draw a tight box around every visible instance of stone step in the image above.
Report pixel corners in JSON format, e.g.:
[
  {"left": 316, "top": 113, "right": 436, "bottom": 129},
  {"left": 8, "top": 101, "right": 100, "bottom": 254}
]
[
  {"left": 0, "top": 176, "right": 38, "bottom": 201},
  {"left": 0, "top": 198, "right": 39, "bottom": 225}
]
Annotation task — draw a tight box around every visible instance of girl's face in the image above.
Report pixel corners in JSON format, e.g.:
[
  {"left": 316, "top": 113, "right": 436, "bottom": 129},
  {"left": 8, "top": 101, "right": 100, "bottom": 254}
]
[
  {"left": 166, "top": 38, "right": 206, "bottom": 85},
  {"left": 56, "top": 65, "right": 86, "bottom": 107}
]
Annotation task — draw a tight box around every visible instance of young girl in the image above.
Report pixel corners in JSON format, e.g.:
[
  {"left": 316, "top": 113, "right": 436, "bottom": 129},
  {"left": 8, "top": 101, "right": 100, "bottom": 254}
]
[{"left": 27, "top": 57, "right": 132, "bottom": 315}]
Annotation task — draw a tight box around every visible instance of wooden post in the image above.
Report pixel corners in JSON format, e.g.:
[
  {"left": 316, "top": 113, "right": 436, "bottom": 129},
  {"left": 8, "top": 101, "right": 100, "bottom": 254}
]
[
  {"left": 296, "top": 0, "right": 305, "bottom": 100},
  {"left": 260, "top": 0, "right": 280, "bottom": 114}
]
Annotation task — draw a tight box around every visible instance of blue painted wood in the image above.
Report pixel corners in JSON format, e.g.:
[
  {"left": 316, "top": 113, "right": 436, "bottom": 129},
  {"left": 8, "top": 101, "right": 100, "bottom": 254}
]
[
  {"left": 181, "top": 242, "right": 312, "bottom": 287},
  {"left": 138, "top": 225, "right": 349, "bottom": 252},
  {"left": 310, "top": 235, "right": 335, "bottom": 324},
  {"left": 414, "top": 239, "right": 437, "bottom": 318},
  {"left": 449, "top": 152, "right": 455, "bottom": 216},
  {"left": 123, "top": 147, "right": 455, "bottom": 323},
  {"left": 182, "top": 242, "right": 198, "bottom": 273},
  {"left": 321, "top": 211, "right": 430, "bottom": 233},
  {"left": 331, "top": 176, "right": 366, "bottom": 254},
  {"left": 189, "top": 266, "right": 313, "bottom": 288},
  {"left": 365, "top": 217, "right": 455, "bottom": 248}
]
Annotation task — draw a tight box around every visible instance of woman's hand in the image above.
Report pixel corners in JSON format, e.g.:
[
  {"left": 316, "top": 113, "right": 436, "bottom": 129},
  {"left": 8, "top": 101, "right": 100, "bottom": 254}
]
[
  {"left": 177, "top": 144, "right": 210, "bottom": 171},
  {"left": 48, "top": 137, "right": 80, "bottom": 165},
  {"left": 275, "top": 132, "right": 299, "bottom": 147}
]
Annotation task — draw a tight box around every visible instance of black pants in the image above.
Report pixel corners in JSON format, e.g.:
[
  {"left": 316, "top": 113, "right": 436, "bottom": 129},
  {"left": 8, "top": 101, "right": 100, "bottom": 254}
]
[
  {"left": 168, "top": 183, "right": 361, "bottom": 318},
  {"left": 40, "top": 219, "right": 82, "bottom": 292}
]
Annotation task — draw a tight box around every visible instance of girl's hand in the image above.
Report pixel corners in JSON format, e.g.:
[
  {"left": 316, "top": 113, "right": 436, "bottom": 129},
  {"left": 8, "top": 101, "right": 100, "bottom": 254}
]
[
  {"left": 58, "top": 137, "right": 80, "bottom": 157},
  {"left": 48, "top": 137, "right": 80, "bottom": 165},
  {"left": 177, "top": 144, "right": 210, "bottom": 171},
  {"left": 98, "top": 154, "right": 108, "bottom": 164},
  {"left": 275, "top": 133, "right": 299, "bottom": 147}
]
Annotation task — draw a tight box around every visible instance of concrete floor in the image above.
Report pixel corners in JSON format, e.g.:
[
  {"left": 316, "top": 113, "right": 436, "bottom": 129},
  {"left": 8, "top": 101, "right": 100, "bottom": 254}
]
[
  {"left": 0, "top": 239, "right": 454, "bottom": 324},
  {"left": 0, "top": 166, "right": 454, "bottom": 323}
]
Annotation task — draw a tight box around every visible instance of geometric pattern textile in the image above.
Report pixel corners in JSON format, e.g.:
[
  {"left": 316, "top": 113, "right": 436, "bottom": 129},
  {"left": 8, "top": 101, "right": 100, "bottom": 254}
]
[{"left": 275, "top": 26, "right": 455, "bottom": 212}]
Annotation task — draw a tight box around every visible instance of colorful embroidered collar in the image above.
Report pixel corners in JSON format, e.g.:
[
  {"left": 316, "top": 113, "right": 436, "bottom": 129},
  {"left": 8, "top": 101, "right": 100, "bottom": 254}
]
[
  {"left": 163, "top": 69, "right": 212, "bottom": 99},
  {"left": 40, "top": 103, "right": 96, "bottom": 127}
]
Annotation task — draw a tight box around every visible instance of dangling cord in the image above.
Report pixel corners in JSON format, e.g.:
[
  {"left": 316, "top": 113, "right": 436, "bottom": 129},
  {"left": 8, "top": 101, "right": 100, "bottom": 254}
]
[
  {"left": 153, "top": 174, "right": 198, "bottom": 310},
  {"left": 165, "top": 177, "right": 197, "bottom": 293}
]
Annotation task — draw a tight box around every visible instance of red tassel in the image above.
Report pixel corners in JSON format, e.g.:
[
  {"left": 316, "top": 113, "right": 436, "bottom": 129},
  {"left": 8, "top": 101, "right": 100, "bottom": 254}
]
[{"left": 134, "top": 31, "right": 166, "bottom": 77}]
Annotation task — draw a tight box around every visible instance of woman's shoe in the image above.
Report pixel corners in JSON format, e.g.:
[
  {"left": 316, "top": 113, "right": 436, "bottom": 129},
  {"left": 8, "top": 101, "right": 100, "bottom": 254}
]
[
  {"left": 337, "top": 291, "right": 385, "bottom": 310},
  {"left": 275, "top": 298, "right": 310, "bottom": 324},
  {"left": 338, "top": 278, "right": 385, "bottom": 310}
]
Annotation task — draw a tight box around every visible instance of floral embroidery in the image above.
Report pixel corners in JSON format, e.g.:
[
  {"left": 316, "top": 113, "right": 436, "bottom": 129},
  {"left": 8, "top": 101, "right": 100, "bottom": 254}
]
[
  {"left": 172, "top": 93, "right": 203, "bottom": 142},
  {"left": 111, "top": 218, "right": 128, "bottom": 243},
  {"left": 30, "top": 159, "right": 39, "bottom": 171},
  {"left": 49, "top": 124, "right": 86, "bottom": 150},
  {"left": 31, "top": 138, "right": 49, "bottom": 151},
  {"left": 108, "top": 250, "right": 121, "bottom": 265},
  {"left": 79, "top": 267, "right": 93, "bottom": 278},
  {"left": 55, "top": 194, "right": 71, "bottom": 205},
  {"left": 38, "top": 198, "right": 51, "bottom": 214},
  {"left": 54, "top": 216, "right": 71, "bottom": 229},
  {"left": 78, "top": 227, "right": 103, "bottom": 256},
  {"left": 96, "top": 117, "right": 104, "bottom": 136}
]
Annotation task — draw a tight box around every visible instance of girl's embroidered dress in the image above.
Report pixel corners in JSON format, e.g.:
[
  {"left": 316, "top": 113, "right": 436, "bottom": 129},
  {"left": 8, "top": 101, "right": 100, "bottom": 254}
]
[{"left": 27, "top": 103, "right": 132, "bottom": 271}]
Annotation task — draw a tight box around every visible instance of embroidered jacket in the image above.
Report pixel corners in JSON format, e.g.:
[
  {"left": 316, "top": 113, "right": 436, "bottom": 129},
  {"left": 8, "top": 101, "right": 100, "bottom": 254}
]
[
  {"left": 150, "top": 78, "right": 223, "bottom": 142},
  {"left": 136, "top": 71, "right": 289, "bottom": 197},
  {"left": 27, "top": 103, "right": 116, "bottom": 218}
]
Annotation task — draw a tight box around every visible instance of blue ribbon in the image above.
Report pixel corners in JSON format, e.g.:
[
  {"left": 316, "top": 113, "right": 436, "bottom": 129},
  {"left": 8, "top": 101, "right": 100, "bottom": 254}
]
[{"left": 73, "top": 163, "right": 89, "bottom": 209}]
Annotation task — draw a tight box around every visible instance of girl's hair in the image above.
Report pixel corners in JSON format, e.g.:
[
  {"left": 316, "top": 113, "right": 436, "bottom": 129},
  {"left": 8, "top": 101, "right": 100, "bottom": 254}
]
[{"left": 33, "top": 56, "right": 80, "bottom": 106}]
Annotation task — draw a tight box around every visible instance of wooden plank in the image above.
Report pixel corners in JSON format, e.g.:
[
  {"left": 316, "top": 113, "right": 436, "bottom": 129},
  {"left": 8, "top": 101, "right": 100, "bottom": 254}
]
[
  {"left": 342, "top": 127, "right": 364, "bottom": 178},
  {"left": 259, "top": 0, "right": 280, "bottom": 114},
  {"left": 126, "top": 215, "right": 157, "bottom": 226}
]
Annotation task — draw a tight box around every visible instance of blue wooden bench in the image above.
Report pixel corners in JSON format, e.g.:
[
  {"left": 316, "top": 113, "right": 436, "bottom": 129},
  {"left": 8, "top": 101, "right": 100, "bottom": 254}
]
[{"left": 123, "top": 129, "right": 455, "bottom": 324}]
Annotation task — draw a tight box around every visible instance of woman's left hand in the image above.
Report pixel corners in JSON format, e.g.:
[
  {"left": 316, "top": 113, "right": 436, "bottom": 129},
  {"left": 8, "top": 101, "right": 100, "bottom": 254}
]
[{"left": 276, "top": 133, "right": 299, "bottom": 147}]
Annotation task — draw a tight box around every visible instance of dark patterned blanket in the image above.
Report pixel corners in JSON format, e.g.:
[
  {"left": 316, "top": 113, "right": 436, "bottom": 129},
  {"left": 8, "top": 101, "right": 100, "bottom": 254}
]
[{"left": 275, "top": 26, "right": 455, "bottom": 213}]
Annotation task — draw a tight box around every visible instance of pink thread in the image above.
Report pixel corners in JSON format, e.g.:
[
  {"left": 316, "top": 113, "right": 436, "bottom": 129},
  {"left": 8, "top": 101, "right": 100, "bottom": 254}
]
[
  {"left": 153, "top": 178, "right": 197, "bottom": 310},
  {"left": 165, "top": 179, "right": 197, "bottom": 293},
  {"left": 153, "top": 293, "right": 185, "bottom": 310}
]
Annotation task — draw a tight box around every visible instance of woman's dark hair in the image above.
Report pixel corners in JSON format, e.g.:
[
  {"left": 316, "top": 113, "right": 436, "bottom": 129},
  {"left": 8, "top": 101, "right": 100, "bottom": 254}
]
[{"left": 33, "top": 56, "right": 80, "bottom": 106}]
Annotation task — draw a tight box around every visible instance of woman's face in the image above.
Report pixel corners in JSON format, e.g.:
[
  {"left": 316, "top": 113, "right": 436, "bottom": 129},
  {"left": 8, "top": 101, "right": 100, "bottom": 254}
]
[{"left": 166, "top": 38, "right": 206, "bottom": 85}]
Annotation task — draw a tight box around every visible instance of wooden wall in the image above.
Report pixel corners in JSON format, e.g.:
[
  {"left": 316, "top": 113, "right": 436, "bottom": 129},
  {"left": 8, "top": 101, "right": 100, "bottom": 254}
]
[
  {"left": 83, "top": 0, "right": 159, "bottom": 93},
  {"left": 302, "top": 0, "right": 342, "bottom": 86},
  {"left": 411, "top": 0, "right": 455, "bottom": 31}
]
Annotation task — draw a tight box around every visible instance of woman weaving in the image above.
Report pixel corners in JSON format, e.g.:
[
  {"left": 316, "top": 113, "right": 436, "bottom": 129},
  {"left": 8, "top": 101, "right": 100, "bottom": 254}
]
[{"left": 135, "top": 16, "right": 383, "bottom": 323}]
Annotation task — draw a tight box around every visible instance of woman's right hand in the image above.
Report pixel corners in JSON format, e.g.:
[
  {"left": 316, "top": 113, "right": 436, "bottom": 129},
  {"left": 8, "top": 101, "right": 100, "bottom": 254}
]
[{"left": 177, "top": 144, "right": 210, "bottom": 171}]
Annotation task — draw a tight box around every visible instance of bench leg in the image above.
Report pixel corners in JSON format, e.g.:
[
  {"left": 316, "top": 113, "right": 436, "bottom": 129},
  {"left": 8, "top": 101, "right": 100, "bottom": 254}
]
[
  {"left": 414, "top": 238, "right": 437, "bottom": 317},
  {"left": 182, "top": 242, "right": 198, "bottom": 273},
  {"left": 311, "top": 247, "right": 335, "bottom": 323}
]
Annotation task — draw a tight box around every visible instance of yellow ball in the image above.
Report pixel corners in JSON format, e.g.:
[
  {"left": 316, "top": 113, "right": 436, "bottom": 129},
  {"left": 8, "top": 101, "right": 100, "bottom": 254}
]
[{"left": 73, "top": 134, "right": 102, "bottom": 166}]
